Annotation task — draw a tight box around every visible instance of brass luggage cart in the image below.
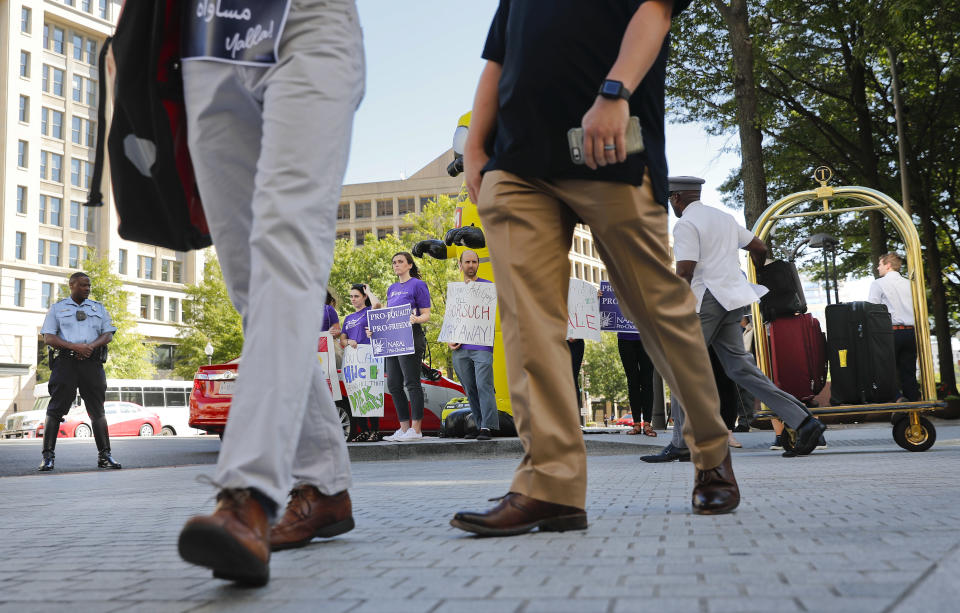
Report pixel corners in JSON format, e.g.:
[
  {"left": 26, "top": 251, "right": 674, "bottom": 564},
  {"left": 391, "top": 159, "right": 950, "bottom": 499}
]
[{"left": 747, "top": 168, "right": 946, "bottom": 452}]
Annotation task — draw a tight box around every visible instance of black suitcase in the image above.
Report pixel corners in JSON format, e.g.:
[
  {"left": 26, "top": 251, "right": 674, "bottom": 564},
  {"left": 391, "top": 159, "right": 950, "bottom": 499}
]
[
  {"left": 757, "top": 260, "right": 808, "bottom": 322},
  {"left": 826, "top": 301, "right": 898, "bottom": 404}
]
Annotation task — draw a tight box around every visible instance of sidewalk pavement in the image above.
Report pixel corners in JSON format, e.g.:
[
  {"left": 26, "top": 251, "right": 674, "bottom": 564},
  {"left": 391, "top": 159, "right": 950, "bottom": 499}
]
[{"left": 1, "top": 422, "right": 959, "bottom": 612}]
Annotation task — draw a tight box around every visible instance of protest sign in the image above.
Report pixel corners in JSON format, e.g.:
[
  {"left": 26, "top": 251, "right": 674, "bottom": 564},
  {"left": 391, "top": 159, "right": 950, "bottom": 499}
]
[
  {"left": 342, "top": 345, "right": 385, "bottom": 417},
  {"left": 317, "top": 332, "right": 341, "bottom": 401},
  {"left": 567, "top": 278, "right": 602, "bottom": 341},
  {"left": 437, "top": 281, "right": 498, "bottom": 346},
  {"left": 367, "top": 304, "right": 414, "bottom": 358},
  {"left": 598, "top": 281, "right": 639, "bottom": 332},
  {"left": 183, "top": 0, "right": 291, "bottom": 65}
]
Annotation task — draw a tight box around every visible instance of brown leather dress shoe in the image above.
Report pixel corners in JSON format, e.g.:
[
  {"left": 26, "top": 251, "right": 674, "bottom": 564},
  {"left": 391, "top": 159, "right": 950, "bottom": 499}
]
[
  {"left": 270, "top": 484, "right": 355, "bottom": 551},
  {"left": 691, "top": 450, "right": 740, "bottom": 515},
  {"left": 450, "top": 492, "right": 587, "bottom": 537},
  {"left": 178, "top": 488, "right": 271, "bottom": 586}
]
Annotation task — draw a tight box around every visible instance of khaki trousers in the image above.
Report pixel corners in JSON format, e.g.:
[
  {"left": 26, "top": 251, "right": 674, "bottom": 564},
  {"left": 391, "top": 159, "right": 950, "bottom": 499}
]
[{"left": 478, "top": 170, "right": 729, "bottom": 509}]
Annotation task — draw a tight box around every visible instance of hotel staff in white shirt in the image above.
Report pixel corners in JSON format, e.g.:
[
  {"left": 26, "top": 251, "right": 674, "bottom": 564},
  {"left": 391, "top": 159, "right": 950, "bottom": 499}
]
[
  {"left": 643, "top": 176, "right": 826, "bottom": 461},
  {"left": 868, "top": 253, "right": 920, "bottom": 401}
]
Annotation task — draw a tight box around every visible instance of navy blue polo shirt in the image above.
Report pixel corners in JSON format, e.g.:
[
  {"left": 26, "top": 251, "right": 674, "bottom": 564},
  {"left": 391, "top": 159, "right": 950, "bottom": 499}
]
[{"left": 481, "top": 0, "right": 691, "bottom": 207}]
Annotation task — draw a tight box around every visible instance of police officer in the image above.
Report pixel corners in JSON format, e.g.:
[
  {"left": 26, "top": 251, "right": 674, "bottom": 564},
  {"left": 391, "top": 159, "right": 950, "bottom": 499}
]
[{"left": 38, "top": 272, "right": 120, "bottom": 471}]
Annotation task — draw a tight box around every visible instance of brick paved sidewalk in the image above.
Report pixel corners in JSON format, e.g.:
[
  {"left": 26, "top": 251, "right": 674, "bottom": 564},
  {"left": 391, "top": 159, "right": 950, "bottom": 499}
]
[{"left": 1, "top": 435, "right": 958, "bottom": 612}]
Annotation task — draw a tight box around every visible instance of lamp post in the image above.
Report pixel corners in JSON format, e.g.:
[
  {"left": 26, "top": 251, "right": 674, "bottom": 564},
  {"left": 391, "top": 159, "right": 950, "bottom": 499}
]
[{"left": 204, "top": 342, "right": 214, "bottom": 365}]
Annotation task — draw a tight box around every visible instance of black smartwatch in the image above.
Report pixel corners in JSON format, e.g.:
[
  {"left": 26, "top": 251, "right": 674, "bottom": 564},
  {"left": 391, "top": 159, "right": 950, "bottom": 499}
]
[{"left": 598, "top": 79, "right": 631, "bottom": 101}]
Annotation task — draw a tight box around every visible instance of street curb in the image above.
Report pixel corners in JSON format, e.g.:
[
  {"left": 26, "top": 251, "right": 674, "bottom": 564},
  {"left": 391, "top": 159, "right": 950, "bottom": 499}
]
[{"left": 346, "top": 437, "right": 661, "bottom": 462}]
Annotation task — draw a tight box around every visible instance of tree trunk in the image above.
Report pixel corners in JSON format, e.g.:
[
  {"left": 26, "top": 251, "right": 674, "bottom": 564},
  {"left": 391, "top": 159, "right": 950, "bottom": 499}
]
[
  {"left": 715, "top": 0, "right": 768, "bottom": 230},
  {"left": 913, "top": 196, "right": 957, "bottom": 394}
]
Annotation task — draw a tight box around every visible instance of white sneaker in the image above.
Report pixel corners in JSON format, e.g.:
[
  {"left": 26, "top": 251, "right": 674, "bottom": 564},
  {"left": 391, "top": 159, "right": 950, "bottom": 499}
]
[
  {"left": 384, "top": 428, "right": 405, "bottom": 442},
  {"left": 400, "top": 429, "right": 423, "bottom": 441}
]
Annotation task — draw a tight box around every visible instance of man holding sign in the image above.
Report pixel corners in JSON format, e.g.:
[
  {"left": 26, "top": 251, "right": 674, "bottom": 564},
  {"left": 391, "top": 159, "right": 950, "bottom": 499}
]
[{"left": 444, "top": 251, "right": 499, "bottom": 440}]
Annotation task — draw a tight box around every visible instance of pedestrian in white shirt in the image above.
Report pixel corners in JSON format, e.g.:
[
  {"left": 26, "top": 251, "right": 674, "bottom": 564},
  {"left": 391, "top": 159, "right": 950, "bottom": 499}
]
[
  {"left": 643, "top": 177, "right": 826, "bottom": 462},
  {"left": 868, "top": 253, "right": 919, "bottom": 400}
]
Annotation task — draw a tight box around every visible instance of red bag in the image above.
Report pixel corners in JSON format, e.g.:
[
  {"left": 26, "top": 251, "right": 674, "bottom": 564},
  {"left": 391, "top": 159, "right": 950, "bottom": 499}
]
[{"left": 769, "top": 313, "right": 827, "bottom": 404}]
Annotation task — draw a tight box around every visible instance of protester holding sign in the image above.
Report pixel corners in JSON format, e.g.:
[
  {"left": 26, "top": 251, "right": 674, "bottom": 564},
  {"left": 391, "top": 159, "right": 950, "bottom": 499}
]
[
  {"left": 446, "top": 251, "right": 499, "bottom": 440},
  {"left": 177, "top": 0, "right": 363, "bottom": 586},
  {"left": 381, "top": 252, "right": 431, "bottom": 442},
  {"left": 340, "top": 284, "right": 381, "bottom": 441}
]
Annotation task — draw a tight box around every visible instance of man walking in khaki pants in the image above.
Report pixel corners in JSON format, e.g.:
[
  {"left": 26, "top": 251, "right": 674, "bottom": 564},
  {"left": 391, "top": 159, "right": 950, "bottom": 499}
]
[{"left": 450, "top": 0, "right": 739, "bottom": 537}]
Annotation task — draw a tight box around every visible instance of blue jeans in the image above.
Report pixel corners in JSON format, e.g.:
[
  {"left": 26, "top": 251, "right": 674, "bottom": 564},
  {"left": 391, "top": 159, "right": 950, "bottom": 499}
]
[{"left": 452, "top": 348, "right": 499, "bottom": 430}]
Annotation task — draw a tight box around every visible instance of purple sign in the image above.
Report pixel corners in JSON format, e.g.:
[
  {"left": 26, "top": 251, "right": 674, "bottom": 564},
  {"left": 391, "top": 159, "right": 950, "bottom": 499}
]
[
  {"left": 599, "top": 281, "right": 638, "bottom": 332},
  {"left": 367, "top": 305, "right": 415, "bottom": 358},
  {"left": 183, "top": 1, "right": 292, "bottom": 65}
]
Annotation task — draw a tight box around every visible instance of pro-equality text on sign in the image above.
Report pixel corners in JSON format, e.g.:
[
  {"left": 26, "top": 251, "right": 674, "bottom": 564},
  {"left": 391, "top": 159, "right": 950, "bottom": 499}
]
[
  {"left": 437, "top": 281, "right": 498, "bottom": 346},
  {"left": 567, "top": 278, "right": 602, "bottom": 341},
  {"left": 183, "top": 1, "right": 292, "bottom": 65},
  {"left": 342, "top": 345, "right": 385, "bottom": 417},
  {"left": 367, "top": 305, "right": 415, "bottom": 358},
  {"left": 317, "top": 332, "right": 341, "bottom": 401},
  {"left": 598, "top": 281, "right": 638, "bottom": 332}
]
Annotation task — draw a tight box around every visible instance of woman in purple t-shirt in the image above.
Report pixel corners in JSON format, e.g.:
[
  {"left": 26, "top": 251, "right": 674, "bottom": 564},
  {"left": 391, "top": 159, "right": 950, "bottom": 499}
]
[
  {"left": 340, "top": 283, "right": 382, "bottom": 442},
  {"left": 381, "top": 252, "right": 431, "bottom": 442},
  {"left": 321, "top": 291, "right": 341, "bottom": 336}
]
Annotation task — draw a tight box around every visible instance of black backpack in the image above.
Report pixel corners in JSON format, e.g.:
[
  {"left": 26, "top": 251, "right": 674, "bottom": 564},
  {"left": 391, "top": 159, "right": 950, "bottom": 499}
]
[{"left": 86, "top": 0, "right": 211, "bottom": 251}]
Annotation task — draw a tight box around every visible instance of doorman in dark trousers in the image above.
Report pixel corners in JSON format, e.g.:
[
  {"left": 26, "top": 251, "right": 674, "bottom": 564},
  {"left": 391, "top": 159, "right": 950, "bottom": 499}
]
[{"left": 38, "top": 272, "right": 120, "bottom": 471}]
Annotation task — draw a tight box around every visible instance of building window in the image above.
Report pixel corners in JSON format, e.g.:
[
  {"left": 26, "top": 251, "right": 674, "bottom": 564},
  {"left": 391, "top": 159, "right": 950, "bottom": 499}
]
[
  {"left": 398, "top": 197, "right": 416, "bottom": 215},
  {"left": 86, "top": 79, "right": 96, "bottom": 106},
  {"left": 418, "top": 196, "right": 433, "bottom": 210},
  {"left": 15, "top": 233, "right": 26, "bottom": 260},
  {"left": 46, "top": 25, "right": 65, "bottom": 54},
  {"left": 17, "top": 141, "right": 28, "bottom": 168},
  {"left": 83, "top": 206, "right": 95, "bottom": 232},
  {"left": 19, "top": 95, "right": 29, "bottom": 123},
  {"left": 49, "top": 197, "right": 62, "bottom": 226},
  {"left": 377, "top": 199, "right": 394, "bottom": 217},
  {"left": 21, "top": 7, "right": 31, "bottom": 33},
  {"left": 71, "top": 159, "right": 82, "bottom": 186},
  {"left": 17, "top": 186, "right": 28, "bottom": 214},
  {"left": 70, "top": 201, "right": 81, "bottom": 229},
  {"left": 574, "top": 237, "right": 581, "bottom": 254},
  {"left": 41, "top": 107, "right": 48, "bottom": 135},
  {"left": 82, "top": 0, "right": 92, "bottom": 13},
  {"left": 140, "top": 295, "right": 150, "bottom": 318},
  {"left": 355, "top": 230, "right": 370, "bottom": 246},
  {"left": 40, "top": 151, "right": 48, "bottom": 179},
  {"left": 72, "top": 75, "right": 83, "bottom": 102},
  {"left": 399, "top": 226, "right": 414, "bottom": 237},
  {"left": 174, "top": 262, "right": 183, "bottom": 283},
  {"left": 98, "top": 0, "right": 109, "bottom": 20},
  {"left": 354, "top": 201, "right": 370, "bottom": 219},
  {"left": 377, "top": 228, "right": 392, "bottom": 240},
  {"left": 38, "top": 239, "right": 46, "bottom": 264},
  {"left": 19, "top": 51, "right": 30, "bottom": 78},
  {"left": 575, "top": 262, "right": 582, "bottom": 279},
  {"left": 161, "top": 260, "right": 170, "bottom": 282},
  {"left": 86, "top": 38, "right": 98, "bottom": 64},
  {"left": 118, "top": 249, "right": 128, "bottom": 275},
  {"left": 44, "top": 66, "right": 65, "bottom": 96},
  {"left": 14, "top": 280, "right": 25, "bottom": 307},
  {"left": 42, "top": 283, "right": 54, "bottom": 309},
  {"left": 337, "top": 203, "right": 350, "bottom": 220},
  {"left": 86, "top": 120, "right": 96, "bottom": 147},
  {"left": 169, "top": 298, "right": 179, "bottom": 323},
  {"left": 72, "top": 116, "right": 82, "bottom": 143},
  {"left": 138, "top": 255, "right": 155, "bottom": 279},
  {"left": 50, "top": 153, "right": 63, "bottom": 182},
  {"left": 336, "top": 230, "right": 351, "bottom": 241},
  {"left": 72, "top": 34, "right": 83, "bottom": 61},
  {"left": 39, "top": 195, "right": 47, "bottom": 223},
  {"left": 69, "top": 244, "right": 81, "bottom": 268},
  {"left": 154, "top": 296, "right": 163, "bottom": 320},
  {"left": 49, "top": 242, "right": 61, "bottom": 267},
  {"left": 84, "top": 161, "right": 92, "bottom": 188}
]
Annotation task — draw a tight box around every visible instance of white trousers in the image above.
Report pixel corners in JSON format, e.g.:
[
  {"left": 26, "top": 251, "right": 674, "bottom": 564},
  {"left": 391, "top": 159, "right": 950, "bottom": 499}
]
[{"left": 182, "top": 0, "right": 365, "bottom": 505}]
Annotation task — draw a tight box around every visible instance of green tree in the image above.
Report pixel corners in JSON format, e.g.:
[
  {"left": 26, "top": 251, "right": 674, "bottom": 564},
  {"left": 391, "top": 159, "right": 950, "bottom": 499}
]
[
  {"left": 582, "top": 333, "right": 627, "bottom": 406},
  {"left": 174, "top": 252, "right": 244, "bottom": 379}
]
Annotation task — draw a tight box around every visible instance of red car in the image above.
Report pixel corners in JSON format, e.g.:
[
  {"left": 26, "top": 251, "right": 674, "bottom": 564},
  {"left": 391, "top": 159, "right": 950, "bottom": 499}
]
[
  {"left": 615, "top": 414, "right": 634, "bottom": 426},
  {"left": 189, "top": 360, "right": 465, "bottom": 440},
  {"left": 36, "top": 401, "right": 161, "bottom": 438}
]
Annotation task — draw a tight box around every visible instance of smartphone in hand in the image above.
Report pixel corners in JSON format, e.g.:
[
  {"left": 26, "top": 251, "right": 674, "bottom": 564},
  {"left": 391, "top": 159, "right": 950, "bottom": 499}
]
[{"left": 568, "top": 116, "right": 644, "bottom": 165}]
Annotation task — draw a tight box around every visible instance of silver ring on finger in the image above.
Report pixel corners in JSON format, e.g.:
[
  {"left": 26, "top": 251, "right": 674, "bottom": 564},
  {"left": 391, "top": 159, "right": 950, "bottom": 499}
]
[{"left": 603, "top": 144, "right": 617, "bottom": 151}]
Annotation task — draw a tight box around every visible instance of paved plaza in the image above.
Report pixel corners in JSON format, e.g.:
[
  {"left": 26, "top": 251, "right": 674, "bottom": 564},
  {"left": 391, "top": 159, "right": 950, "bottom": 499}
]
[{"left": 1, "top": 424, "right": 959, "bottom": 612}]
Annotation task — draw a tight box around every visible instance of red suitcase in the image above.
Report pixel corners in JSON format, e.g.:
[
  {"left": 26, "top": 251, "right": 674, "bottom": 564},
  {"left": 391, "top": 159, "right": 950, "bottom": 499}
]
[{"left": 768, "top": 313, "right": 827, "bottom": 404}]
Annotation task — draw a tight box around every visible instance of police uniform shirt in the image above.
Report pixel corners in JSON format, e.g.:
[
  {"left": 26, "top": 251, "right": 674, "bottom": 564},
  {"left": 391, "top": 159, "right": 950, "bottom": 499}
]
[
  {"left": 40, "top": 298, "right": 117, "bottom": 344},
  {"left": 672, "top": 201, "right": 762, "bottom": 313}
]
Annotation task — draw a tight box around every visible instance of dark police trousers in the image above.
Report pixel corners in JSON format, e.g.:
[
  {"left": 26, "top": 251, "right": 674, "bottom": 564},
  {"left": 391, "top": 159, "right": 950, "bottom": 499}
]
[{"left": 44, "top": 354, "right": 109, "bottom": 456}]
